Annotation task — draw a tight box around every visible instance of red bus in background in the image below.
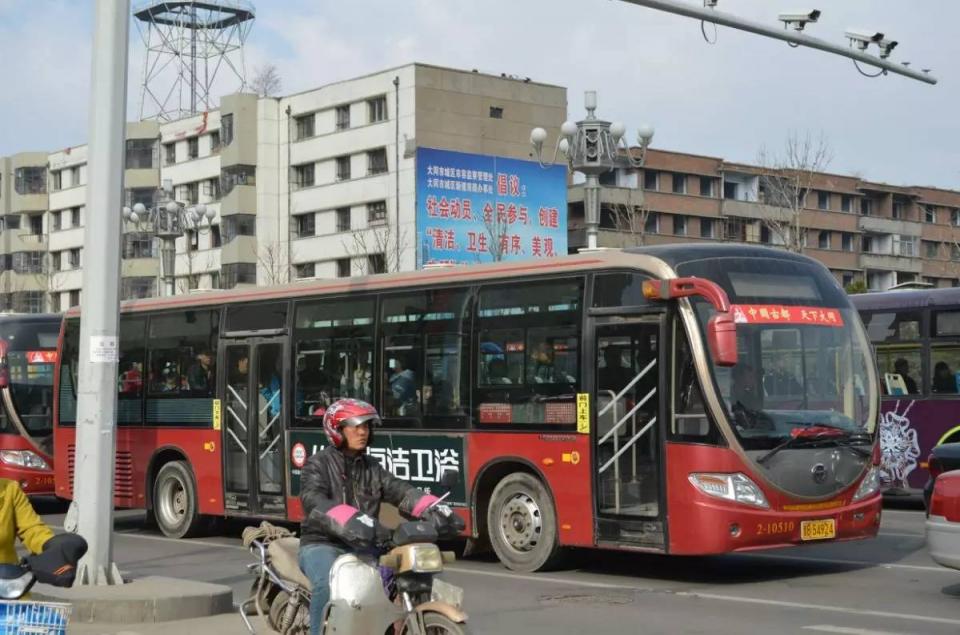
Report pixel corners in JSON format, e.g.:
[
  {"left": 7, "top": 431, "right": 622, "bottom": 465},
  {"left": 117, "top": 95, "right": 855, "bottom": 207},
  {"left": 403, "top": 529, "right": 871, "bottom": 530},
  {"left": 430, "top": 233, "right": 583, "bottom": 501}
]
[
  {"left": 54, "top": 246, "right": 881, "bottom": 572},
  {"left": 0, "top": 313, "right": 59, "bottom": 495}
]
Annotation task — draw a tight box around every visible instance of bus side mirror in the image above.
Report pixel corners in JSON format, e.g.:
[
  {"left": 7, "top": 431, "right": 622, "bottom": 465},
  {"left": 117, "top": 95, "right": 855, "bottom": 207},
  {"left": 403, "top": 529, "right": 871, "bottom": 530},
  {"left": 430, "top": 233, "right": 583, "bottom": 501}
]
[
  {"left": 643, "top": 277, "right": 738, "bottom": 367},
  {"left": 0, "top": 341, "right": 8, "bottom": 389}
]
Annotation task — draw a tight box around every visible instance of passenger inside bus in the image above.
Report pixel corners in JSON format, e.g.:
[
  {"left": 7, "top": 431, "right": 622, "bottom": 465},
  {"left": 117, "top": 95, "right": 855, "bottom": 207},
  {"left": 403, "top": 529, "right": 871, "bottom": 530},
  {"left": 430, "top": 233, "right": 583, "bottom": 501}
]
[
  {"left": 258, "top": 356, "right": 282, "bottom": 419},
  {"left": 187, "top": 350, "right": 215, "bottom": 395},
  {"left": 599, "top": 346, "right": 633, "bottom": 394},
  {"left": 730, "top": 362, "right": 763, "bottom": 413},
  {"left": 893, "top": 358, "right": 918, "bottom": 394},
  {"left": 388, "top": 356, "right": 418, "bottom": 416},
  {"left": 487, "top": 358, "right": 512, "bottom": 384},
  {"left": 120, "top": 361, "right": 142, "bottom": 394},
  {"left": 933, "top": 361, "right": 957, "bottom": 394}
]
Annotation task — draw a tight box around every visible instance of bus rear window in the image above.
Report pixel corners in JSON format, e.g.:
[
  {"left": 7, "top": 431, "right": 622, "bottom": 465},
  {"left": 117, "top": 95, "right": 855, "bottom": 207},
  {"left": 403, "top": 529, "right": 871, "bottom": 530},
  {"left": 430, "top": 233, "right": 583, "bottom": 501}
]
[{"left": 862, "top": 311, "right": 921, "bottom": 343}]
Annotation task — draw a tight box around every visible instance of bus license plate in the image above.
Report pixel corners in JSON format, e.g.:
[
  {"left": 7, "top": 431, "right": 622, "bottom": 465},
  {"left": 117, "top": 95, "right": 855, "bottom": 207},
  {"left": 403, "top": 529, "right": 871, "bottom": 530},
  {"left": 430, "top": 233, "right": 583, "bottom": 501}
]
[{"left": 800, "top": 519, "right": 835, "bottom": 541}]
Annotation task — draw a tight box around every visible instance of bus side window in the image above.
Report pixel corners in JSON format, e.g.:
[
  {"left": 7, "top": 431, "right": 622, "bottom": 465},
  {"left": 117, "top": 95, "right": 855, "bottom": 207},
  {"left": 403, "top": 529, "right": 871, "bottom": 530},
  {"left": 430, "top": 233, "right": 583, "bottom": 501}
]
[
  {"left": 117, "top": 316, "right": 146, "bottom": 425},
  {"left": 670, "top": 319, "right": 723, "bottom": 445},
  {"left": 146, "top": 311, "right": 220, "bottom": 399},
  {"left": 474, "top": 279, "right": 582, "bottom": 428},
  {"left": 292, "top": 296, "right": 375, "bottom": 425}
]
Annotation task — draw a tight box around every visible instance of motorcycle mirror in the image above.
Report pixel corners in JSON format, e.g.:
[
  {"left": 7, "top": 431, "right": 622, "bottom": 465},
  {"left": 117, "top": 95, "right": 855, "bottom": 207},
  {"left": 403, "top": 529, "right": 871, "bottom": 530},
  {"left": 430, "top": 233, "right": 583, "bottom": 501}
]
[{"left": 440, "top": 469, "right": 460, "bottom": 489}]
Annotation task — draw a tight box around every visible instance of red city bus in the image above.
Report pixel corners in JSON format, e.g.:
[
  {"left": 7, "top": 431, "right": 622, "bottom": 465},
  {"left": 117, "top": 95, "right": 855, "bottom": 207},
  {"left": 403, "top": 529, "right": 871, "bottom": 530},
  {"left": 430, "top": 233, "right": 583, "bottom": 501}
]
[
  {"left": 54, "top": 246, "right": 881, "bottom": 571},
  {"left": 0, "top": 313, "right": 59, "bottom": 495}
]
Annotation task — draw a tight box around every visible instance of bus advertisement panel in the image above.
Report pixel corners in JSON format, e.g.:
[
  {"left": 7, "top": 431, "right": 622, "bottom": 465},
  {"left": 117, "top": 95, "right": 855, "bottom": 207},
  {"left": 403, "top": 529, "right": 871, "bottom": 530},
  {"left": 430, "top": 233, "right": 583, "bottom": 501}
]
[{"left": 415, "top": 147, "right": 567, "bottom": 268}]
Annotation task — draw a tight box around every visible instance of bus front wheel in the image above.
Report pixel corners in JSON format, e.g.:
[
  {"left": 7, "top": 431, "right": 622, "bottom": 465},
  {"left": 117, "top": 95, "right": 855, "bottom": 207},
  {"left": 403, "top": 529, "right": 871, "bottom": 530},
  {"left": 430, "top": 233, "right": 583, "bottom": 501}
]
[
  {"left": 152, "top": 460, "right": 203, "bottom": 539},
  {"left": 487, "top": 472, "right": 564, "bottom": 572}
]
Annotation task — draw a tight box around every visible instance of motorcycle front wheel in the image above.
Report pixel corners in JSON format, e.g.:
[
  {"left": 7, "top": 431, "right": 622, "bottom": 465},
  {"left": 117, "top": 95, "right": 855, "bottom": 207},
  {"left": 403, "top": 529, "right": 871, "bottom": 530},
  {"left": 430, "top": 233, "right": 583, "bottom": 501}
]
[{"left": 400, "top": 611, "right": 471, "bottom": 635}]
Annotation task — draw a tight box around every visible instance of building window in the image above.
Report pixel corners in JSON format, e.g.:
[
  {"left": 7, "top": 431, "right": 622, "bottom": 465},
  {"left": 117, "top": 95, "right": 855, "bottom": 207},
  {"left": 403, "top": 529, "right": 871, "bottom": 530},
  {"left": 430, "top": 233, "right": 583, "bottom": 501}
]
[
  {"left": 14, "top": 167, "right": 46, "bottom": 194},
  {"left": 51, "top": 211, "right": 62, "bottom": 231},
  {"left": 842, "top": 272, "right": 855, "bottom": 288},
  {"left": 896, "top": 236, "right": 917, "bottom": 257},
  {"left": 187, "top": 137, "right": 199, "bottom": 160},
  {"left": 367, "top": 148, "right": 388, "bottom": 175},
  {"left": 367, "top": 95, "right": 387, "bottom": 123},
  {"left": 181, "top": 182, "right": 199, "bottom": 205},
  {"left": 222, "top": 263, "right": 257, "bottom": 288},
  {"left": 221, "top": 214, "right": 256, "bottom": 243},
  {"left": 70, "top": 207, "right": 81, "bottom": 227},
  {"left": 51, "top": 252, "right": 61, "bottom": 272},
  {"left": 860, "top": 198, "right": 872, "bottom": 216},
  {"left": 127, "top": 188, "right": 155, "bottom": 208},
  {"left": 841, "top": 195, "right": 852, "bottom": 212},
  {"left": 924, "top": 205, "right": 937, "bottom": 223},
  {"left": 12, "top": 292, "right": 45, "bottom": 314},
  {"left": 817, "top": 191, "right": 830, "bottom": 211},
  {"left": 292, "top": 163, "right": 315, "bottom": 189},
  {"left": 5, "top": 215, "right": 21, "bottom": 230},
  {"left": 122, "top": 232, "right": 155, "bottom": 259},
  {"left": 643, "top": 170, "right": 658, "bottom": 191},
  {"left": 69, "top": 166, "right": 80, "bottom": 187},
  {"left": 125, "top": 139, "right": 156, "bottom": 169},
  {"left": 27, "top": 215, "right": 42, "bottom": 236},
  {"left": 954, "top": 209, "right": 960, "bottom": 227},
  {"left": 644, "top": 212, "right": 659, "bottom": 235},
  {"left": 818, "top": 231, "right": 831, "bottom": 250},
  {"left": 367, "top": 200, "right": 387, "bottom": 224},
  {"left": 489, "top": 106, "right": 504, "bottom": 119},
  {"left": 210, "top": 225, "right": 221, "bottom": 248},
  {"left": 188, "top": 230, "right": 199, "bottom": 251},
  {"left": 164, "top": 143, "right": 176, "bottom": 165},
  {"left": 51, "top": 171, "right": 62, "bottom": 192},
  {"left": 892, "top": 200, "right": 905, "bottom": 220},
  {"left": 337, "top": 257, "right": 351, "bottom": 278},
  {"left": 723, "top": 181, "right": 739, "bottom": 200},
  {"left": 296, "top": 262, "right": 315, "bottom": 279},
  {"left": 699, "top": 176, "right": 714, "bottom": 197},
  {"left": 700, "top": 218, "right": 715, "bottom": 239},
  {"left": 671, "top": 173, "right": 686, "bottom": 194},
  {"left": 336, "top": 155, "right": 351, "bottom": 181},
  {"left": 674, "top": 214, "right": 687, "bottom": 236},
  {"left": 842, "top": 232, "right": 855, "bottom": 252},
  {"left": 203, "top": 177, "right": 221, "bottom": 200},
  {"left": 220, "top": 164, "right": 256, "bottom": 196},
  {"left": 69, "top": 290, "right": 80, "bottom": 308},
  {"left": 296, "top": 213, "right": 316, "bottom": 238},
  {"left": 209, "top": 131, "right": 220, "bottom": 153},
  {"left": 335, "top": 104, "right": 350, "bottom": 131},
  {"left": 11, "top": 251, "right": 43, "bottom": 274},
  {"left": 120, "top": 277, "right": 156, "bottom": 300},
  {"left": 68, "top": 248, "right": 80, "bottom": 269},
  {"left": 924, "top": 240, "right": 941, "bottom": 259},
  {"left": 295, "top": 113, "right": 315, "bottom": 140},
  {"left": 368, "top": 253, "right": 386, "bottom": 274},
  {"left": 862, "top": 235, "right": 874, "bottom": 254},
  {"left": 336, "top": 207, "right": 351, "bottom": 232},
  {"left": 221, "top": 113, "right": 234, "bottom": 145}
]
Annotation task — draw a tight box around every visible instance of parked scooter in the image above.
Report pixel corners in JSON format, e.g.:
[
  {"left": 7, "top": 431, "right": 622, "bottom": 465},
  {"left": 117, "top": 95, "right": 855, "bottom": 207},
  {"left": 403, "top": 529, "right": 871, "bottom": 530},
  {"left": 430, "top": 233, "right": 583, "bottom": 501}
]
[{"left": 241, "top": 471, "right": 469, "bottom": 635}]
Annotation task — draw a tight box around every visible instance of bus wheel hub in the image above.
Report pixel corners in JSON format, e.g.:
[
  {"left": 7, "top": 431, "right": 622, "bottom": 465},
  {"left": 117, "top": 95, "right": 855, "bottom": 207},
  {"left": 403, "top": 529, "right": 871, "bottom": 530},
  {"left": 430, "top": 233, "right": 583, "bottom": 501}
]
[{"left": 500, "top": 493, "right": 542, "bottom": 551}]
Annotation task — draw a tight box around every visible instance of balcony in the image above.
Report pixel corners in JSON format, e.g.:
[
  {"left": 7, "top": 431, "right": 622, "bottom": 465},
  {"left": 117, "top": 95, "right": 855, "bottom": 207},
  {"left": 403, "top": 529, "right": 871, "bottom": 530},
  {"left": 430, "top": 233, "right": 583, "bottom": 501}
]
[
  {"left": 860, "top": 252, "right": 922, "bottom": 273},
  {"left": 859, "top": 215, "right": 921, "bottom": 236},
  {"left": 721, "top": 198, "right": 792, "bottom": 223},
  {"left": 220, "top": 184, "right": 256, "bottom": 215}
]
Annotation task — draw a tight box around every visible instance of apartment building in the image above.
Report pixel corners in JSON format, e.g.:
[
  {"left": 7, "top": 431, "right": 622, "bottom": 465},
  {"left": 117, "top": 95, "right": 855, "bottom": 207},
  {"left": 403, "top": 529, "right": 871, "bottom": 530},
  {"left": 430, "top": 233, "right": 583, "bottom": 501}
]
[
  {"left": 569, "top": 148, "right": 960, "bottom": 290},
  {"left": 0, "top": 63, "right": 565, "bottom": 312}
]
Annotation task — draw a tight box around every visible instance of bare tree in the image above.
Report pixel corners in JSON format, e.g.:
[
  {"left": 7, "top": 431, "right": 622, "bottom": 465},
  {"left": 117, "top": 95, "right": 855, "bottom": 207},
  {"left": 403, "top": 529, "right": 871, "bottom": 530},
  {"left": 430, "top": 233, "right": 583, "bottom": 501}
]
[
  {"left": 258, "top": 241, "right": 291, "bottom": 286},
  {"left": 342, "top": 224, "right": 411, "bottom": 275},
  {"left": 249, "top": 64, "right": 282, "bottom": 98},
  {"left": 607, "top": 189, "right": 652, "bottom": 248},
  {"left": 755, "top": 131, "right": 832, "bottom": 253}
]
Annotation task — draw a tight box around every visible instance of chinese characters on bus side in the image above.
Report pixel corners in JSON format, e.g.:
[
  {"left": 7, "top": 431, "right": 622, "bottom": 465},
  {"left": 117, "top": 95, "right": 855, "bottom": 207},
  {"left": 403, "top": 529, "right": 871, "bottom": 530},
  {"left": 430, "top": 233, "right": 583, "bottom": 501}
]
[
  {"left": 732, "top": 304, "right": 844, "bottom": 327},
  {"left": 294, "top": 442, "right": 461, "bottom": 486}
]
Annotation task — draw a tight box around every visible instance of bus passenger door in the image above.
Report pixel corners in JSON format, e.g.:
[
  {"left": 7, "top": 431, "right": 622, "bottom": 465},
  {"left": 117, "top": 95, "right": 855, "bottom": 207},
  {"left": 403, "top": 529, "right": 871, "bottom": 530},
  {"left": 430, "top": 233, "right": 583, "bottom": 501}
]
[
  {"left": 594, "top": 317, "right": 665, "bottom": 548},
  {"left": 220, "top": 339, "right": 287, "bottom": 517}
]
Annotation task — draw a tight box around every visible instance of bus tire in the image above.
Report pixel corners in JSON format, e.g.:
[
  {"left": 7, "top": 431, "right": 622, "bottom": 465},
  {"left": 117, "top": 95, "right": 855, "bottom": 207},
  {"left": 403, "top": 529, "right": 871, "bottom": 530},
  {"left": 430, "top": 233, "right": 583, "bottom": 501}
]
[
  {"left": 487, "top": 472, "right": 564, "bottom": 572},
  {"left": 152, "top": 460, "right": 203, "bottom": 539}
]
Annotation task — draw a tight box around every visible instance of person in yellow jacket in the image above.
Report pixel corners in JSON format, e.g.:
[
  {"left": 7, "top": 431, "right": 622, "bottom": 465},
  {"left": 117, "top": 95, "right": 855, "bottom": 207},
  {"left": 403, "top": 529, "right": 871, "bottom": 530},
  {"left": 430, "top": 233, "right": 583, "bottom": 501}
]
[{"left": 0, "top": 478, "right": 53, "bottom": 565}]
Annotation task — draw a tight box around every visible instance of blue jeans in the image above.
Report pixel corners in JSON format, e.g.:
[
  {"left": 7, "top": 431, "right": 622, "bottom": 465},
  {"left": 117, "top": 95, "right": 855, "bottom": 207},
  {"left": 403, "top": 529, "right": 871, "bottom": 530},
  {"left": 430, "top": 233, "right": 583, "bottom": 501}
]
[{"left": 298, "top": 542, "right": 347, "bottom": 635}]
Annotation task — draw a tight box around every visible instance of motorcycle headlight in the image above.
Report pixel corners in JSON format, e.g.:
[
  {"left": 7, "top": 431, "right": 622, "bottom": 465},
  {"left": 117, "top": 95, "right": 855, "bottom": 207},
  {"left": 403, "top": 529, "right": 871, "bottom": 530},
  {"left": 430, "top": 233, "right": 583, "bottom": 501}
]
[
  {"left": 408, "top": 544, "right": 444, "bottom": 573},
  {"left": 689, "top": 472, "right": 770, "bottom": 509},
  {"left": 0, "top": 568, "right": 34, "bottom": 600},
  {"left": 0, "top": 450, "right": 50, "bottom": 471},
  {"left": 851, "top": 466, "right": 880, "bottom": 502}
]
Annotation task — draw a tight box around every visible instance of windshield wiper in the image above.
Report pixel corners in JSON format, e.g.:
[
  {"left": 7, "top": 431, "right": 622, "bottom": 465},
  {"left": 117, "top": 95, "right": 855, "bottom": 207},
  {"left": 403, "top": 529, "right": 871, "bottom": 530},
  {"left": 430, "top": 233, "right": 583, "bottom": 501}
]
[{"left": 756, "top": 424, "right": 870, "bottom": 466}]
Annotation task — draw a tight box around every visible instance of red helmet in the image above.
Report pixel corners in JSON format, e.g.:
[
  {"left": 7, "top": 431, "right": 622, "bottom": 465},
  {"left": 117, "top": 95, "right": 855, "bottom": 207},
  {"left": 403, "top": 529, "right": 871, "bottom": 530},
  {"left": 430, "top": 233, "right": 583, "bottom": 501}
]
[{"left": 322, "top": 398, "right": 381, "bottom": 448}]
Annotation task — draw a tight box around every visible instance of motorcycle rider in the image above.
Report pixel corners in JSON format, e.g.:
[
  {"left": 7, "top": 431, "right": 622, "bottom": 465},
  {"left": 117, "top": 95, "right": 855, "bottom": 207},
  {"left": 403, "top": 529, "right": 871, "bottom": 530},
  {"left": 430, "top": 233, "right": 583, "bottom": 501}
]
[{"left": 298, "top": 398, "right": 462, "bottom": 634}]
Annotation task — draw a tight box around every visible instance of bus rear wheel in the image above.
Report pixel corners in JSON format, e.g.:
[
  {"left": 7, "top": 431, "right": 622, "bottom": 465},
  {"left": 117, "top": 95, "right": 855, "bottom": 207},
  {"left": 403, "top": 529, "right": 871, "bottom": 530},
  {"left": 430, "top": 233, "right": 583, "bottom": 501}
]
[
  {"left": 487, "top": 472, "right": 564, "bottom": 572},
  {"left": 153, "top": 460, "right": 203, "bottom": 538}
]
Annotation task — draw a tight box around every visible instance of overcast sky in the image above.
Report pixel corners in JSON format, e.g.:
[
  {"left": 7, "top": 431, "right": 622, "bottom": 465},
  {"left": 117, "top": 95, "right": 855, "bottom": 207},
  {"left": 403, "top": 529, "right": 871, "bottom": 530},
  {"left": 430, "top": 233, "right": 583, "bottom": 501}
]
[{"left": 1, "top": 1, "right": 955, "bottom": 189}]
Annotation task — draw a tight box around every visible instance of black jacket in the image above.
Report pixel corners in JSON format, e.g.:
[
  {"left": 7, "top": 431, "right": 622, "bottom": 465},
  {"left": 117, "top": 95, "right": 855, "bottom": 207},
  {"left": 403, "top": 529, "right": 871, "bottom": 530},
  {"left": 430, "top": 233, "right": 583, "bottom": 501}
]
[{"left": 300, "top": 445, "right": 423, "bottom": 548}]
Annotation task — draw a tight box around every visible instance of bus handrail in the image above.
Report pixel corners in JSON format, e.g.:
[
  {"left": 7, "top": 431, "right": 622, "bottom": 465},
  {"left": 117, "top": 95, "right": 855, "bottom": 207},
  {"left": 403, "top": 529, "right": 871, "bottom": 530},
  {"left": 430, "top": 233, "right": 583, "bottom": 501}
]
[
  {"left": 598, "top": 359, "right": 656, "bottom": 417},
  {"left": 600, "top": 416, "right": 658, "bottom": 474},
  {"left": 598, "top": 388, "right": 656, "bottom": 445}
]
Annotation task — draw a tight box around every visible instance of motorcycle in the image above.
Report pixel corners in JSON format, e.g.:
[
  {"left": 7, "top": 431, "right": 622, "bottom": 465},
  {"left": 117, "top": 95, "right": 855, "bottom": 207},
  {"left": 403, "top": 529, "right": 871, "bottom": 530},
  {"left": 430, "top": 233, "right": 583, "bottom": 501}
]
[{"left": 241, "top": 472, "right": 469, "bottom": 635}]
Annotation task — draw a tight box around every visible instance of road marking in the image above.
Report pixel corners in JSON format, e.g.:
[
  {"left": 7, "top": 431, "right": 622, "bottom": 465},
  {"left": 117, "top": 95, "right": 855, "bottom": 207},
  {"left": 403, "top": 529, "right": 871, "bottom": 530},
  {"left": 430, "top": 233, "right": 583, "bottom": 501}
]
[
  {"left": 804, "top": 626, "right": 908, "bottom": 635},
  {"left": 675, "top": 592, "right": 960, "bottom": 628},
  {"left": 446, "top": 565, "right": 649, "bottom": 591},
  {"left": 743, "top": 552, "right": 950, "bottom": 574},
  {"left": 878, "top": 532, "right": 923, "bottom": 538}
]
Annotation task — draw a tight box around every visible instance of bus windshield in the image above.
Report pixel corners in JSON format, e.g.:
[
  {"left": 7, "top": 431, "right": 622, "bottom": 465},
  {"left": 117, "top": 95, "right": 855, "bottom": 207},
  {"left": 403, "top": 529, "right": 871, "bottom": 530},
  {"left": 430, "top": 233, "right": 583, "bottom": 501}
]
[
  {"left": 680, "top": 259, "right": 876, "bottom": 451},
  {"left": 1, "top": 318, "right": 60, "bottom": 439}
]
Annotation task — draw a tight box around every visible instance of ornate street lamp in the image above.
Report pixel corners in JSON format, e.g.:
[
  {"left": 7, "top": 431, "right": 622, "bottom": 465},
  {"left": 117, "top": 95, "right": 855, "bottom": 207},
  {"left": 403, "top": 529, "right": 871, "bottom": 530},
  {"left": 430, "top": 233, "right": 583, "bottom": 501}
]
[
  {"left": 122, "top": 183, "right": 216, "bottom": 296},
  {"left": 531, "top": 91, "right": 654, "bottom": 250}
]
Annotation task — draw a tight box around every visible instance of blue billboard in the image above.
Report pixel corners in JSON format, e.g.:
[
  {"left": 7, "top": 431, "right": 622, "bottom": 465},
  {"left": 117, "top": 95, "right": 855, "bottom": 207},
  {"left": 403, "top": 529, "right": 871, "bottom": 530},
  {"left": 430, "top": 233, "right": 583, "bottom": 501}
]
[{"left": 415, "top": 147, "right": 567, "bottom": 268}]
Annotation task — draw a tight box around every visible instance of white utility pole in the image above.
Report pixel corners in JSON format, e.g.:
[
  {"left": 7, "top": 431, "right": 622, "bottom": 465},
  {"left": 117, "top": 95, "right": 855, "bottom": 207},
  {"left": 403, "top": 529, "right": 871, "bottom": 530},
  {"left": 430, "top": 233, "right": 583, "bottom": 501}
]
[
  {"left": 72, "top": 0, "right": 129, "bottom": 586},
  {"left": 618, "top": 0, "right": 937, "bottom": 85}
]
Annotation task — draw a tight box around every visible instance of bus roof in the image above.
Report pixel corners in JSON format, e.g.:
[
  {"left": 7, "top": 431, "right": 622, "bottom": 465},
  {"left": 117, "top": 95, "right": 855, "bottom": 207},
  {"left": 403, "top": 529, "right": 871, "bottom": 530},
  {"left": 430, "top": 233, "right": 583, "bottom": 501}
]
[
  {"left": 62, "top": 244, "right": 816, "bottom": 318},
  {"left": 0, "top": 313, "right": 61, "bottom": 326},
  {"left": 849, "top": 287, "right": 960, "bottom": 312}
]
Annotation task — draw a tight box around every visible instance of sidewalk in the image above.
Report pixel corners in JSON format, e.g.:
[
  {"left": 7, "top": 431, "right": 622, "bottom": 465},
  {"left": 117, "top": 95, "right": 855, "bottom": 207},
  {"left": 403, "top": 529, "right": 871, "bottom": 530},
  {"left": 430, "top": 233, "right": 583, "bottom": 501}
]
[{"left": 69, "top": 611, "right": 264, "bottom": 634}]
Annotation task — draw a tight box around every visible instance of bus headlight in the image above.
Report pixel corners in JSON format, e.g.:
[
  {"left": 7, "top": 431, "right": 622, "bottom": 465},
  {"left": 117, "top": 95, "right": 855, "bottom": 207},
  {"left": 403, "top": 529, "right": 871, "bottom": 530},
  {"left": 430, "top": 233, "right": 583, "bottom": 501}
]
[
  {"left": 689, "top": 472, "right": 770, "bottom": 509},
  {"left": 851, "top": 467, "right": 880, "bottom": 502},
  {"left": 0, "top": 450, "right": 50, "bottom": 471}
]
